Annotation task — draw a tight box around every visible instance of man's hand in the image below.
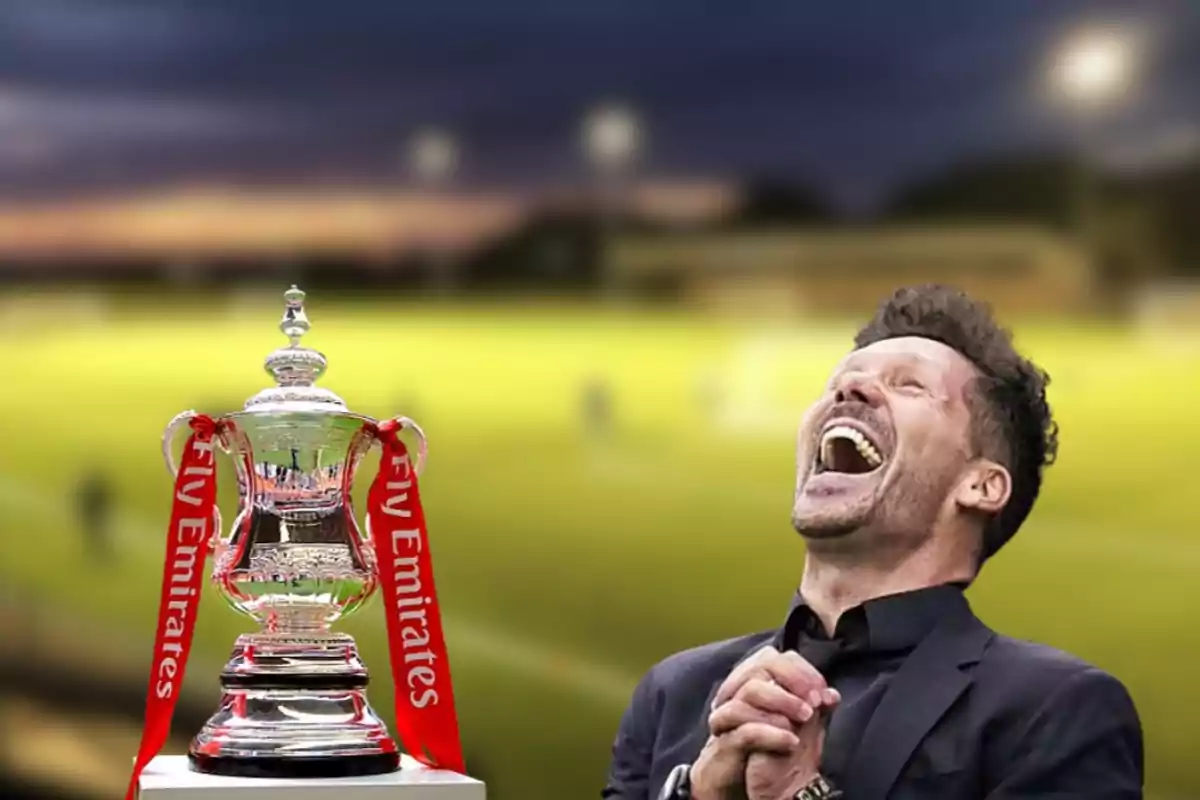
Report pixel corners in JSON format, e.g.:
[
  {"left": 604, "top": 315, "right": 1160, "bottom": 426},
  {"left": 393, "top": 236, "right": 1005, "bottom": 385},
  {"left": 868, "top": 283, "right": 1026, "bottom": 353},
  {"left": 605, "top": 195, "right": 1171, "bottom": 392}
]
[
  {"left": 689, "top": 646, "right": 837, "bottom": 800},
  {"left": 743, "top": 711, "right": 830, "bottom": 800}
]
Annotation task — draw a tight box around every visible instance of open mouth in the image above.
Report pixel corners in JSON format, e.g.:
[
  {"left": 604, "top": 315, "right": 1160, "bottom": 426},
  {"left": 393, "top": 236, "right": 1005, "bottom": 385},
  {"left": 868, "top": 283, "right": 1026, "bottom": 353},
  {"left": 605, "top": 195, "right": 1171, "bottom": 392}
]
[{"left": 814, "top": 423, "right": 885, "bottom": 476}]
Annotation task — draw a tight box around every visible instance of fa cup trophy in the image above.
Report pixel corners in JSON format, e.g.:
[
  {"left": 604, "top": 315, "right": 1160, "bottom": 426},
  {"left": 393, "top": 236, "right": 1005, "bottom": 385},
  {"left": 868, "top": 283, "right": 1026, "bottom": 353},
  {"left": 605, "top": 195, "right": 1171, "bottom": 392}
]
[{"left": 125, "top": 287, "right": 464, "bottom": 798}]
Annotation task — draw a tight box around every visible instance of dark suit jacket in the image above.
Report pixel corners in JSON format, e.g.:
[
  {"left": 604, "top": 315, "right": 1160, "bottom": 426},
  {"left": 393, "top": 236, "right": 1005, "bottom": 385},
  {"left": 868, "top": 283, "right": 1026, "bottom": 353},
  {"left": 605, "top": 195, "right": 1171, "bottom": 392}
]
[{"left": 602, "top": 596, "right": 1143, "bottom": 799}]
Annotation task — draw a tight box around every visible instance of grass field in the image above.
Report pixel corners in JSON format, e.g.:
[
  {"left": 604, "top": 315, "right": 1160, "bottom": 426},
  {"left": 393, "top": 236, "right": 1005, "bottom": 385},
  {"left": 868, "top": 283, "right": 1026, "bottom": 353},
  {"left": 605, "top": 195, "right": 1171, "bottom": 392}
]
[{"left": 0, "top": 293, "right": 1197, "bottom": 799}]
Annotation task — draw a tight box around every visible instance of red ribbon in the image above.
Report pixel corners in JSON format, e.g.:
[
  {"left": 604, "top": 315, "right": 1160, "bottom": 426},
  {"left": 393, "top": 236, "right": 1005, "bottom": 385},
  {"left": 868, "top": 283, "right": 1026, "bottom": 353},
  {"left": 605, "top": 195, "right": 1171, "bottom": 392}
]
[
  {"left": 125, "top": 415, "right": 220, "bottom": 800},
  {"left": 367, "top": 418, "right": 465, "bottom": 773}
]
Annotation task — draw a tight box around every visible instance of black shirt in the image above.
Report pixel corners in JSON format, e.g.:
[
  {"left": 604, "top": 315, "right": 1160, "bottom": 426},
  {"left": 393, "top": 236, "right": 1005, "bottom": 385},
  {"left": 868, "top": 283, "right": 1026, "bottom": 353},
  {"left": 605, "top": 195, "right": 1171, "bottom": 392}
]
[
  {"left": 773, "top": 583, "right": 969, "bottom": 786},
  {"left": 603, "top": 579, "right": 1142, "bottom": 799}
]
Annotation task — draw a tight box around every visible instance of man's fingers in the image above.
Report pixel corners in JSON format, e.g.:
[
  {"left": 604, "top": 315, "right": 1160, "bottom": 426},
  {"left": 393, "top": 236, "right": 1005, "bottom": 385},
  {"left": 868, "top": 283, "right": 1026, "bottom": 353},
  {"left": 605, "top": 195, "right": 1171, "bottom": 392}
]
[
  {"left": 735, "top": 678, "right": 816, "bottom": 724},
  {"left": 708, "top": 698, "right": 794, "bottom": 736},
  {"left": 725, "top": 723, "right": 800, "bottom": 755},
  {"left": 770, "top": 651, "right": 827, "bottom": 699},
  {"left": 711, "top": 646, "right": 783, "bottom": 707},
  {"left": 712, "top": 647, "right": 827, "bottom": 709}
]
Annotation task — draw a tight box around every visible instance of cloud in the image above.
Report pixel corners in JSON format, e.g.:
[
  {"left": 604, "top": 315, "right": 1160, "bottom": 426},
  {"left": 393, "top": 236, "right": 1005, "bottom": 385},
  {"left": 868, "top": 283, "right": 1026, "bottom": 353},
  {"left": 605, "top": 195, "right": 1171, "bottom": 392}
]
[
  {"left": 0, "top": 85, "right": 289, "bottom": 144},
  {"left": 0, "top": 0, "right": 1194, "bottom": 204},
  {"left": 0, "top": 132, "right": 60, "bottom": 170},
  {"left": 3, "top": 2, "right": 185, "bottom": 42},
  {"left": 1102, "top": 122, "right": 1200, "bottom": 171}
]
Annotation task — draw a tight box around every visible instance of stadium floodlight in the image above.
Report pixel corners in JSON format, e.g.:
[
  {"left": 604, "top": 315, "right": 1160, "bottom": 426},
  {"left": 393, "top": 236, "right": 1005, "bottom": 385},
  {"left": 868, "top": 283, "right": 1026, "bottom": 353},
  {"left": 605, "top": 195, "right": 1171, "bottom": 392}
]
[
  {"left": 1047, "top": 27, "right": 1141, "bottom": 251},
  {"left": 408, "top": 128, "right": 459, "bottom": 185},
  {"left": 581, "top": 104, "right": 643, "bottom": 300},
  {"left": 1051, "top": 29, "right": 1136, "bottom": 109},
  {"left": 582, "top": 104, "right": 641, "bottom": 174}
]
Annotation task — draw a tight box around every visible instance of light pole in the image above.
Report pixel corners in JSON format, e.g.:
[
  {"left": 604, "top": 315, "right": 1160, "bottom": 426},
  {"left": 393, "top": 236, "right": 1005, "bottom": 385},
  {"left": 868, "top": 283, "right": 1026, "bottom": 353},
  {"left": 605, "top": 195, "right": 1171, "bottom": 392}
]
[
  {"left": 582, "top": 104, "right": 641, "bottom": 297},
  {"left": 1049, "top": 29, "right": 1136, "bottom": 276},
  {"left": 406, "top": 128, "right": 460, "bottom": 294}
]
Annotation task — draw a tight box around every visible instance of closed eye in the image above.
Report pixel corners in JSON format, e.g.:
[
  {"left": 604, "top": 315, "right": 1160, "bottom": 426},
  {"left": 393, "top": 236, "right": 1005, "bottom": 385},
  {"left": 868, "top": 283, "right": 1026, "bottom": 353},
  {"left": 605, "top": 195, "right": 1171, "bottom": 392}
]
[{"left": 894, "top": 375, "right": 926, "bottom": 392}]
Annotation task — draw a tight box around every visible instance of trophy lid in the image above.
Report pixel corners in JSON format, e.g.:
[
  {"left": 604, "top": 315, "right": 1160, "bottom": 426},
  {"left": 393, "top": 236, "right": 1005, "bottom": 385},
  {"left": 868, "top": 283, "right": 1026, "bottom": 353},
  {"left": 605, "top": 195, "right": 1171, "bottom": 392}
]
[{"left": 241, "top": 285, "right": 352, "bottom": 414}]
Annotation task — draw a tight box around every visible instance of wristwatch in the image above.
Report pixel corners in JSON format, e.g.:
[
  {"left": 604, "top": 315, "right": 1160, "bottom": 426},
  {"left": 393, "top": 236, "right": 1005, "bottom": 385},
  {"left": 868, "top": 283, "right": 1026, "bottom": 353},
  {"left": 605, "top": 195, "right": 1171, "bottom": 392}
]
[
  {"left": 657, "top": 764, "right": 692, "bottom": 800},
  {"left": 656, "top": 763, "right": 842, "bottom": 800},
  {"left": 793, "top": 773, "right": 843, "bottom": 800}
]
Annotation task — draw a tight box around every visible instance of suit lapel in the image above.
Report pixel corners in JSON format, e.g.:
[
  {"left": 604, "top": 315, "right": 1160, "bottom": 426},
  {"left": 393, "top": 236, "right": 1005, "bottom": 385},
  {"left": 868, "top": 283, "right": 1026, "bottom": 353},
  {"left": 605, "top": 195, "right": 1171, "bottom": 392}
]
[
  {"left": 839, "top": 599, "right": 992, "bottom": 800},
  {"left": 679, "top": 681, "right": 723, "bottom": 763}
]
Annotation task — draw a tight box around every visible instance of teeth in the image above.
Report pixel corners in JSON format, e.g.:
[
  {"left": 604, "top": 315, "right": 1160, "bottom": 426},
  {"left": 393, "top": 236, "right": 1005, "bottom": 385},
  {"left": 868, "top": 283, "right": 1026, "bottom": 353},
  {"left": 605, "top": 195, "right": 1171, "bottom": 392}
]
[{"left": 820, "top": 424, "right": 884, "bottom": 469}]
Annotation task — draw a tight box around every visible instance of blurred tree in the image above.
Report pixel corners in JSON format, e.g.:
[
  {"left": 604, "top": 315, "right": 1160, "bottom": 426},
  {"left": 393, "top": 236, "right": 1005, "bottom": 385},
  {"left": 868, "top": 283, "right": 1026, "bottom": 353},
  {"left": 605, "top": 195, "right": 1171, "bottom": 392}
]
[
  {"left": 460, "top": 210, "right": 599, "bottom": 292},
  {"left": 1095, "top": 179, "right": 1170, "bottom": 291},
  {"left": 460, "top": 208, "right": 661, "bottom": 293},
  {"left": 881, "top": 151, "right": 1200, "bottom": 296},
  {"left": 727, "top": 177, "right": 835, "bottom": 226},
  {"left": 883, "top": 153, "right": 1080, "bottom": 229},
  {"left": 1143, "top": 159, "right": 1200, "bottom": 276}
]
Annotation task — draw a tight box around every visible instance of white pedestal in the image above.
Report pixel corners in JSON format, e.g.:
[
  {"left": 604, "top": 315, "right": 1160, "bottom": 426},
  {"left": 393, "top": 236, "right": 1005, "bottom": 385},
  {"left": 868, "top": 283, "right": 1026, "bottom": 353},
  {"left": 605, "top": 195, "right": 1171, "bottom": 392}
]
[{"left": 138, "top": 755, "right": 486, "bottom": 799}]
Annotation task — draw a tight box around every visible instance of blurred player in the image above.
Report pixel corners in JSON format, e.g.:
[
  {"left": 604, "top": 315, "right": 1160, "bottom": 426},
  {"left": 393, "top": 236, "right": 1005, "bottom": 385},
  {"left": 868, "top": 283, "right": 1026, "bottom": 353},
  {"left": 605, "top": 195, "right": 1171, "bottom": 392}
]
[
  {"left": 76, "top": 468, "right": 114, "bottom": 562},
  {"left": 582, "top": 376, "right": 613, "bottom": 436}
]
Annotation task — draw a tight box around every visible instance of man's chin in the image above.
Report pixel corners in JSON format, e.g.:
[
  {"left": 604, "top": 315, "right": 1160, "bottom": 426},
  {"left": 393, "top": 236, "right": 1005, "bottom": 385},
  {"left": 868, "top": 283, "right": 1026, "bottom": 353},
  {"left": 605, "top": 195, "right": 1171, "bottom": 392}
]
[
  {"left": 791, "top": 514, "right": 866, "bottom": 540},
  {"left": 791, "top": 494, "right": 875, "bottom": 539},
  {"left": 793, "top": 466, "right": 884, "bottom": 524}
]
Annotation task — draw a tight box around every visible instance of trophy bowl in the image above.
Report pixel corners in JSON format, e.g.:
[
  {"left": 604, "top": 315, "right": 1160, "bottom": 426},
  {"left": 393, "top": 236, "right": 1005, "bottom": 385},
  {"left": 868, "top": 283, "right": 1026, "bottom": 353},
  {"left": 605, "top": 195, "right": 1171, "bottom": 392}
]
[{"left": 159, "top": 286, "right": 427, "bottom": 779}]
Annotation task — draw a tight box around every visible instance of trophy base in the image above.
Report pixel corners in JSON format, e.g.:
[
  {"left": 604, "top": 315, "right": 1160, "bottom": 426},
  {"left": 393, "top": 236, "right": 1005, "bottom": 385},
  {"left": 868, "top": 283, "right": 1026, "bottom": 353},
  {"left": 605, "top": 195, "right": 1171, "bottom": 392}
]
[
  {"left": 189, "top": 632, "right": 400, "bottom": 779},
  {"left": 188, "top": 750, "right": 400, "bottom": 779}
]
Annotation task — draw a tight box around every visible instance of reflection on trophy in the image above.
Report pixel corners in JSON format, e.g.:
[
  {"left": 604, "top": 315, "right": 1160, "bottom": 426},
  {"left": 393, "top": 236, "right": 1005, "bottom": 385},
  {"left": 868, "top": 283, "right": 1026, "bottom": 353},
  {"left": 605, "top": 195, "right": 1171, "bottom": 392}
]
[{"left": 126, "top": 286, "right": 465, "bottom": 797}]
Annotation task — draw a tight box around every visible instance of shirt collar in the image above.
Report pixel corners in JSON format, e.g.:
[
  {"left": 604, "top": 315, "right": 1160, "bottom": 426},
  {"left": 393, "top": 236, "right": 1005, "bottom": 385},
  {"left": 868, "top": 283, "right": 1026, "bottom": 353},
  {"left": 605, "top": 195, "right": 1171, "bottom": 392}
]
[{"left": 775, "top": 582, "right": 969, "bottom": 654}]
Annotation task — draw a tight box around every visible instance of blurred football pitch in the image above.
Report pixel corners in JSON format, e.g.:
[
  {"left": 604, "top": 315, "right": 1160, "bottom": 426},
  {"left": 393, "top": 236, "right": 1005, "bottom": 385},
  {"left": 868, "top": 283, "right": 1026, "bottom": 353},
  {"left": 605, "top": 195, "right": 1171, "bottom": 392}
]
[{"left": 0, "top": 294, "right": 1196, "bottom": 799}]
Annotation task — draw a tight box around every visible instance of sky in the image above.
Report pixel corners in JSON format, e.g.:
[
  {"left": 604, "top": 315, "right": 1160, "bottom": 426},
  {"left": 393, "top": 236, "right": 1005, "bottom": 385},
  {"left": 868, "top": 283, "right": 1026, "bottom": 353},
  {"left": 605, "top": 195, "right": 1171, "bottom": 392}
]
[{"left": 0, "top": 0, "right": 1197, "bottom": 211}]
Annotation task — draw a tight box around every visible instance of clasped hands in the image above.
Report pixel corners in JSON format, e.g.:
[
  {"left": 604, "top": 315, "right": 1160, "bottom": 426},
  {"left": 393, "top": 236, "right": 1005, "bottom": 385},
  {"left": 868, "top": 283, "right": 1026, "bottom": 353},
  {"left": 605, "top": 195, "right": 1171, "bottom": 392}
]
[{"left": 690, "top": 646, "right": 840, "bottom": 800}]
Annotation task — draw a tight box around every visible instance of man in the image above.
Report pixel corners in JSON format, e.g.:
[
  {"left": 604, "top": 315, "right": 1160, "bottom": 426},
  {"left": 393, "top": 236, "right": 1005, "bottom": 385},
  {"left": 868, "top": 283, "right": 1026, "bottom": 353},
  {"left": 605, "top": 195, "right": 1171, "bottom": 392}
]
[
  {"left": 583, "top": 375, "right": 614, "bottom": 436},
  {"left": 602, "top": 285, "right": 1142, "bottom": 800},
  {"left": 77, "top": 468, "right": 114, "bottom": 562}
]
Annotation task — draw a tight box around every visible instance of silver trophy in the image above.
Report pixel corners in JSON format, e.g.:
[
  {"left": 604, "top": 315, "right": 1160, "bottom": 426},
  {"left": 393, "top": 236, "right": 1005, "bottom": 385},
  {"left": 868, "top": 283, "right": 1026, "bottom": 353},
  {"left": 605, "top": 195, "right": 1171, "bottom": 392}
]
[{"left": 161, "top": 286, "right": 425, "bottom": 778}]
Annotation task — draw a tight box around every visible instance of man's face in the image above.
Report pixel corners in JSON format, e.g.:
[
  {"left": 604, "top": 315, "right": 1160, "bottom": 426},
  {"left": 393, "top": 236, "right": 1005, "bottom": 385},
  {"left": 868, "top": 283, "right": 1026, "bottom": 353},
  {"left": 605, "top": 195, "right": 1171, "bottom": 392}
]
[{"left": 792, "top": 336, "right": 981, "bottom": 544}]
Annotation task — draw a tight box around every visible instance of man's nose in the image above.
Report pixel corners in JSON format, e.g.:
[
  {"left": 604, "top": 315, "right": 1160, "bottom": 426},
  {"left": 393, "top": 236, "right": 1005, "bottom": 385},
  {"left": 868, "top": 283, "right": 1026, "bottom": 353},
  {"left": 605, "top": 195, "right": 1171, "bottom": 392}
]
[{"left": 834, "top": 374, "right": 883, "bottom": 406}]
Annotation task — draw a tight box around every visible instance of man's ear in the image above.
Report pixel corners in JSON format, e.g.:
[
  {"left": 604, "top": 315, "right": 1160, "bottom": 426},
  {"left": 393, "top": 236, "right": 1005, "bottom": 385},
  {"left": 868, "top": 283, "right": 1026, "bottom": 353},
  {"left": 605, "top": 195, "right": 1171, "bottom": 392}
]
[{"left": 954, "top": 459, "right": 1012, "bottom": 516}]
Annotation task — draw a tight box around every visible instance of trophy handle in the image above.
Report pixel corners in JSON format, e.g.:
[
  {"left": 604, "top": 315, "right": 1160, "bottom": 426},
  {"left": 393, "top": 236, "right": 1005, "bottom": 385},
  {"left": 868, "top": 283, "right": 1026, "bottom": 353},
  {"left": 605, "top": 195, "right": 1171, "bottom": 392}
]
[
  {"left": 381, "top": 416, "right": 428, "bottom": 477},
  {"left": 162, "top": 410, "right": 198, "bottom": 477},
  {"left": 162, "top": 409, "right": 224, "bottom": 546}
]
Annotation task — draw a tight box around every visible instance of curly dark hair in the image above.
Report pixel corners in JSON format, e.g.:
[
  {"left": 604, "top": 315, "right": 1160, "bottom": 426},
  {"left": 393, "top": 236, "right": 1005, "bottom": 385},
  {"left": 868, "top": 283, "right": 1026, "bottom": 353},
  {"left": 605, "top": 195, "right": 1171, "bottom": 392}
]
[{"left": 853, "top": 284, "right": 1059, "bottom": 561}]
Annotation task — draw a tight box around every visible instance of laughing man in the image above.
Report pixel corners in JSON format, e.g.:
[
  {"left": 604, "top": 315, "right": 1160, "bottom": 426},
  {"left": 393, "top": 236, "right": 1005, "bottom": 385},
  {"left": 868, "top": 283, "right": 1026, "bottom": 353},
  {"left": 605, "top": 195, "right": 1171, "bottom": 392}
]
[{"left": 603, "top": 285, "right": 1143, "bottom": 800}]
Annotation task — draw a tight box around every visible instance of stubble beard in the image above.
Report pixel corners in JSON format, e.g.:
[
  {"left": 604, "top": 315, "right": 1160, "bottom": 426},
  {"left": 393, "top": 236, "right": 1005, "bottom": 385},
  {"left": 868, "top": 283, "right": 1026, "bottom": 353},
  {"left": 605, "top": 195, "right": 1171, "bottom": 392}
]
[
  {"left": 792, "top": 464, "right": 952, "bottom": 555},
  {"left": 791, "top": 496, "right": 875, "bottom": 541}
]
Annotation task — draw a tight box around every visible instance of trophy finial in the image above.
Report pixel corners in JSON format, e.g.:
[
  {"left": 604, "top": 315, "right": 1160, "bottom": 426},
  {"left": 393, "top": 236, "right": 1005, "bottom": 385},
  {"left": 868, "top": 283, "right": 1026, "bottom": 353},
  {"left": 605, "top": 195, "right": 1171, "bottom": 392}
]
[
  {"left": 281, "top": 285, "right": 310, "bottom": 346},
  {"left": 261, "top": 285, "right": 328, "bottom": 389},
  {"left": 242, "top": 284, "right": 347, "bottom": 410}
]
